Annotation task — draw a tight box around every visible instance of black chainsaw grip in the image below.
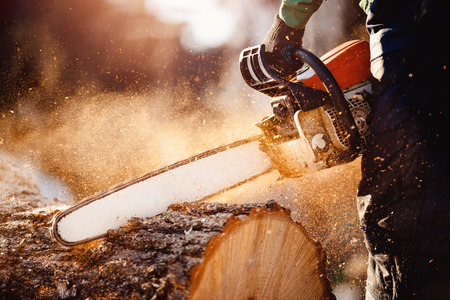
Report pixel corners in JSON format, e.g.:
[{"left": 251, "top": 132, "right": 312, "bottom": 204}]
[{"left": 259, "top": 44, "right": 360, "bottom": 157}]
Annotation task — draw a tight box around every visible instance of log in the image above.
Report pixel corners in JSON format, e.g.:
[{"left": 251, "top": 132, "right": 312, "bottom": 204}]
[
  {"left": 0, "top": 155, "right": 335, "bottom": 299},
  {"left": 0, "top": 200, "right": 335, "bottom": 299}
]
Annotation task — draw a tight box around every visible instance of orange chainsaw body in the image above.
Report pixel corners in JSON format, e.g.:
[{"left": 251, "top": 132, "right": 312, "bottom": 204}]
[{"left": 300, "top": 40, "right": 371, "bottom": 92}]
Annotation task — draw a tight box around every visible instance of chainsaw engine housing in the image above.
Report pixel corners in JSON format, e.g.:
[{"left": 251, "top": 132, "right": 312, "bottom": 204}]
[{"left": 240, "top": 40, "right": 372, "bottom": 178}]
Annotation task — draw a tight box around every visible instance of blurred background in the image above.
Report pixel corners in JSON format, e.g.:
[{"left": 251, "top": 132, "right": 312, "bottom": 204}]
[{"left": 0, "top": 0, "right": 369, "bottom": 298}]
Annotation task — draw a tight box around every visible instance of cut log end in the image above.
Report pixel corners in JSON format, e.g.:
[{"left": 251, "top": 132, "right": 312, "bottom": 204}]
[{"left": 187, "top": 202, "right": 335, "bottom": 300}]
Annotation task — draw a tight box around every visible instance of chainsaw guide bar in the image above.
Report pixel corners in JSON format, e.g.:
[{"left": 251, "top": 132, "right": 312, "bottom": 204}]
[{"left": 52, "top": 136, "right": 274, "bottom": 246}]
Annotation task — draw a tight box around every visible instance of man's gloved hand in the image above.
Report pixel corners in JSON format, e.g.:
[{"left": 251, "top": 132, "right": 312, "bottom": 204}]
[
  {"left": 263, "top": 0, "right": 323, "bottom": 77},
  {"left": 262, "top": 15, "right": 305, "bottom": 76}
]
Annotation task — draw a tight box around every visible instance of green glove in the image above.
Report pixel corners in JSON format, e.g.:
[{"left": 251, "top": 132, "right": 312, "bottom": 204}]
[{"left": 263, "top": 0, "right": 323, "bottom": 76}]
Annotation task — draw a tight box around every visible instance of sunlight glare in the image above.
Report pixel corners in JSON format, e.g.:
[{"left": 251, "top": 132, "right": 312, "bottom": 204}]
[{"left": 144, "top": 0, "right": 236, "bottom": 51}]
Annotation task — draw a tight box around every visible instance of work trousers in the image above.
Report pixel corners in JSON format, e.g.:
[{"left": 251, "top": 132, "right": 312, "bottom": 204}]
[{"left": 357, "top": 47, "right": 450, "bottom": 299}]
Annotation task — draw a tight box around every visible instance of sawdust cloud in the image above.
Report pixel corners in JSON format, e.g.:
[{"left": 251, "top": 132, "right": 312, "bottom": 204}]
[
  {"left": 0, "top": 0, "right": 271, "bottom": 199},
  {"left": 0, "top": 0, "right": 368, "bottom": 202},
  {"left": 0, "top": 85, "right": 263, "bottom": 200}
]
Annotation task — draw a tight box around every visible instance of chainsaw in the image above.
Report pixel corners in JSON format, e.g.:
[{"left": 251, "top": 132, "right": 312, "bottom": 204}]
[{"left": 52, "top": 40, "right": 372, "bottom": 246}]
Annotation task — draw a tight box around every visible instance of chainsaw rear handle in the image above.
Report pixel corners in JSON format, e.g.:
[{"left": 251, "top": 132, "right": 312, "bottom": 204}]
[{"left": 260, "top": 44, "right": 361, "bottom": 157}]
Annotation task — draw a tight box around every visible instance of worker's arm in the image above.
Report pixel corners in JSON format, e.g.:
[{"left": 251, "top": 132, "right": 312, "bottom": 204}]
[
  {"left": 263, "top": 0, "right": 323, "bottom": 76},
  {"left": 279, "top": 0, "right": 323, "bottom": 29},
  {"left": 358, "top": 0, "right": 373, "bottom": 14}
]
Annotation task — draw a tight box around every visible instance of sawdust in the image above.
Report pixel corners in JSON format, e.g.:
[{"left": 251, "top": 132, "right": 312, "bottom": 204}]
[
  {"left": 0, "top": 152, "right": 70, "bottom": 216},
  {"left": 0, "top": 89, "right": 262, "bottom": 201}
]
